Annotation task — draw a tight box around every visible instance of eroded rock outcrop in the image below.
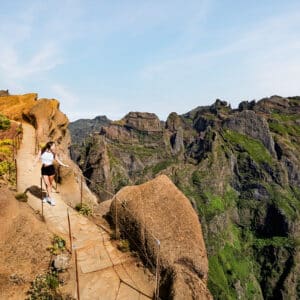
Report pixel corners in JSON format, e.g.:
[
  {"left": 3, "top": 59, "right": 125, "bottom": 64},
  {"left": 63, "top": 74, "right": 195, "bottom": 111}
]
[
  {"left": 110, "top": 175, "right": 212, "bottom": 299},
  {"left": 1, "top": 93, "right": 97, "bottom": 206}
]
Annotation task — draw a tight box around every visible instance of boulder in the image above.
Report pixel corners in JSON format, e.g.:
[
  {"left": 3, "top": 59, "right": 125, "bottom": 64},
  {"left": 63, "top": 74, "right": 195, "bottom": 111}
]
[
  {"left": 110, "top": 175, "right": 212, "bottom": 299},
  {"left": 53, "top": 254, "right": 70, "bottom": 271}
]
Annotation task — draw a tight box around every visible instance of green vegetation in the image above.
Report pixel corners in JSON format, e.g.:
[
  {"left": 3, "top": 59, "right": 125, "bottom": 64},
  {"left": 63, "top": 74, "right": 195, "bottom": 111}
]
[
  {"left": 208, "top": 225, "right": 262, "bottom": 299},
  {"left": 0, "top": 114, "right": 10, "bottom": 130},
  {"left": 117, "top": 239, "right": 130, "bottom": 252},
  {"left": 0, "top": 138, "right": 15, "bottom": 183},
  {"left": 0, "top": 160, "right": 13, "bottom": 176},
  {"left": 26, "top": 271, "right": 62, "bottom": 300},
  {"left": 253, "top": 236, "right": 296, "bottom": 249},
  {"left": 0, "top": 139, "right": 13, "bottom": 159},
  {"left": 75, "top": 202, "right": 93, "bottom": 216},
  {"left": 0, "top": 138, "right": 13, "bottom": 146},
  {"left": 203, "top": 187, "right": 238, "bottom": 220},
  {"left": 270, "top": 112, "right": 299, "bottom": 122},
  {"left": 268, "top": 186, "right": 300, "bottom": 221},
  {"left": 223, "top": 130, "right": 273, "bottom": 165},
  {"left": 15, "top": 192, "right": 28, "bottom": 202},
  {"left": 152, "top": 159, "right": 174, "bottom": 175},
  {"left": 47, "top": 235, "right": 66, "bottom": 255},
  {"left": 268, "top": 119, "right": 300, "bottom": 138}
]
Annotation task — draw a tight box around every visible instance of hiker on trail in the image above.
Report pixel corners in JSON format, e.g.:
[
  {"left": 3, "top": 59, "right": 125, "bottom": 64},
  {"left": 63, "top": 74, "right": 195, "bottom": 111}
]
[{"left": 29, "top": 141, "right": 69, "bottom": 206}]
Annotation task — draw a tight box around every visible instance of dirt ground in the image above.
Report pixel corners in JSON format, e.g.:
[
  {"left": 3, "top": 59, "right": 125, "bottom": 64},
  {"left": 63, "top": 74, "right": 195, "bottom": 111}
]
[{"left": 0, "top": 186, "right": 52, "bottom": 300}]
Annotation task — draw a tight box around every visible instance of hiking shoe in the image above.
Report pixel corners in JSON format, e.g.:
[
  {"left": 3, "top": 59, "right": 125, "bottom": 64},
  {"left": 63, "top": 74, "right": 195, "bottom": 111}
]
[{"left": 49, "top": 198, "right": 56, "bottom": 206}]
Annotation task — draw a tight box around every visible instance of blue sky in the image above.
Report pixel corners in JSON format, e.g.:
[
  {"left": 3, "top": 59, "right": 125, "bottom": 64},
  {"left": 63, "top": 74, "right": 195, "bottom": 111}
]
[{"left": 1, "top": 1, "right": 300, "bottom": 121}]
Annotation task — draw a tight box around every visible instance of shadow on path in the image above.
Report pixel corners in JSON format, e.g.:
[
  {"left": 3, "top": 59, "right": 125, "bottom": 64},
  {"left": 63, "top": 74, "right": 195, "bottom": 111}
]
[{"left": 25, "top": 185, "right": 47, "bottom": 199}]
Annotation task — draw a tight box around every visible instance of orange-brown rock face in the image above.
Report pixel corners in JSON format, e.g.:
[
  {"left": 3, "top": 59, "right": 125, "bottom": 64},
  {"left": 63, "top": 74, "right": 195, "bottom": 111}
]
[
  {"left": 0, "top": 93, "right": 70, "bottom": 156},
  {"left": 0, "top": 93, "right": 37, "bottom": 121},
  {"left": 1, "top": 93, "right": 97, "bottom": 205},
  {"left": 27, "top": 98, "right": 70, "bottom": 150},
  {"left": 110, "top": 175, "right": 212, "bottom": 299}
]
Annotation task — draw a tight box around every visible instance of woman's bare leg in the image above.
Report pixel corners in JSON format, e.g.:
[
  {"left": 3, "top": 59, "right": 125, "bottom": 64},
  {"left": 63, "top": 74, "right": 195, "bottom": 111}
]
[
  {"left": 49, "top": 175, "right": 55, "bottom": 192},
  {"left": 48, "top": 175, "right": 56, "bottom": 205},
  {"left": 43, "top": 175, "right": 52, "bottom": 199}
]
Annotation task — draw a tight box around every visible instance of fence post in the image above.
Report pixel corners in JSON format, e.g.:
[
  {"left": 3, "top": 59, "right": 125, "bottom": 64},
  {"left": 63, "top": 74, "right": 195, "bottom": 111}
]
[
  {"left": 67, "top": 209, "right": 73, "bottom": 255},
  {"left": 155, "top": 239, "right": 161, "bottom": 300},
  {"left": 74, "top": 247, "right": 80, "bottom": 300},
  {"left": 14, "top": 158, "right": 17, "bottom": 191},
  {"left": 115, "top": 196, "right": 119, "bottom": 239},
  {"left": 40, "top": 177, "right": 44, "bottom": 217},
  {"left": 80, "top": 176, "right": 83, "bottom": 206}
]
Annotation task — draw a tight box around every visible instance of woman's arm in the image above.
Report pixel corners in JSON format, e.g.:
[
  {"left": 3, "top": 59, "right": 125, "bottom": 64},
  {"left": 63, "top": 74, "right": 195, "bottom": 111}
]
[{"left": 55, "top": 154, "right": 69, "bottom": 167}]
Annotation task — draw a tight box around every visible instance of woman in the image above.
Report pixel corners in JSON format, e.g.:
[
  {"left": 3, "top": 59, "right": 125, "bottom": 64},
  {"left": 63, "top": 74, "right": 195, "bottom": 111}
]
[{"left": 30, "top": 141, "right": 69, "bottom": 205}]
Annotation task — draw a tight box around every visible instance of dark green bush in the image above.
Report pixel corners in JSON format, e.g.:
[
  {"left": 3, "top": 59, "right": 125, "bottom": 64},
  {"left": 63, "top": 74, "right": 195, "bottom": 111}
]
[
  {"left": 75, "top": 202, "right": 92, "bottom": 216},
  {"left": 0, "top": 114, "right": 10, "bottom": 130},
  {"left": 26, "top": 271, "right": 62, "bottom": 300},
  {"left": 15, "top": 192, "right": 28, "bottom": 202}
]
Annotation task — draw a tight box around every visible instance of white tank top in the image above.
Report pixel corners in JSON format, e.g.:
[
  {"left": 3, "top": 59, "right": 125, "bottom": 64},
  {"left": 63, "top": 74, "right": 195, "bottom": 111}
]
[{"left": 41, "top": 151, "right": 54, "bottom": 166}]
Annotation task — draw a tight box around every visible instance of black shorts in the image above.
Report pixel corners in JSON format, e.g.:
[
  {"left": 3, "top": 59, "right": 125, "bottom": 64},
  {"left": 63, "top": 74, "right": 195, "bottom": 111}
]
[{"left": 41, "top": 164, "right": 55, "bottom": 176}]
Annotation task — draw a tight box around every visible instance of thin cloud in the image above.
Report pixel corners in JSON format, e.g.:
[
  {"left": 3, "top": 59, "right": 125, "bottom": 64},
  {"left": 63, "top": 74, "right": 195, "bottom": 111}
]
[
  {"left": 0, "top": 43, "right": 63, "bottom": 80},
  {"left": 140, "top": 10, "right": 300, "bottom": 79}
]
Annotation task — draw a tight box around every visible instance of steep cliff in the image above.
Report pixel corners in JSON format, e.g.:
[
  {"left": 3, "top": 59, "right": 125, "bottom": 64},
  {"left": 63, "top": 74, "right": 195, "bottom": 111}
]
[{"left": 70, "top": 95, "right": 300, "bottom": 299}]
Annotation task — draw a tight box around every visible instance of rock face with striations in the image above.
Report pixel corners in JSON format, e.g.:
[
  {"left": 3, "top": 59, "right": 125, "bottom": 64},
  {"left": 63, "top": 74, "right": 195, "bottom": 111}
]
[{"left": 110, "top": 175, "right": 212, "bottom": 299}]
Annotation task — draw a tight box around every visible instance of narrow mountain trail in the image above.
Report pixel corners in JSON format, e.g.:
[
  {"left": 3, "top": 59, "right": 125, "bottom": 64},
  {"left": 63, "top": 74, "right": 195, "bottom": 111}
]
[{"left": 17, "top": 123, "right": 155, "bottom": 300}]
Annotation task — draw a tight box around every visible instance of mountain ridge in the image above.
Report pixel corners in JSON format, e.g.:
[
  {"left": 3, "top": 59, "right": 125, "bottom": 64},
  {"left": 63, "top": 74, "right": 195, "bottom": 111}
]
[{"left": 69, "top": 95, "right": 300, "bottom": 299}]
